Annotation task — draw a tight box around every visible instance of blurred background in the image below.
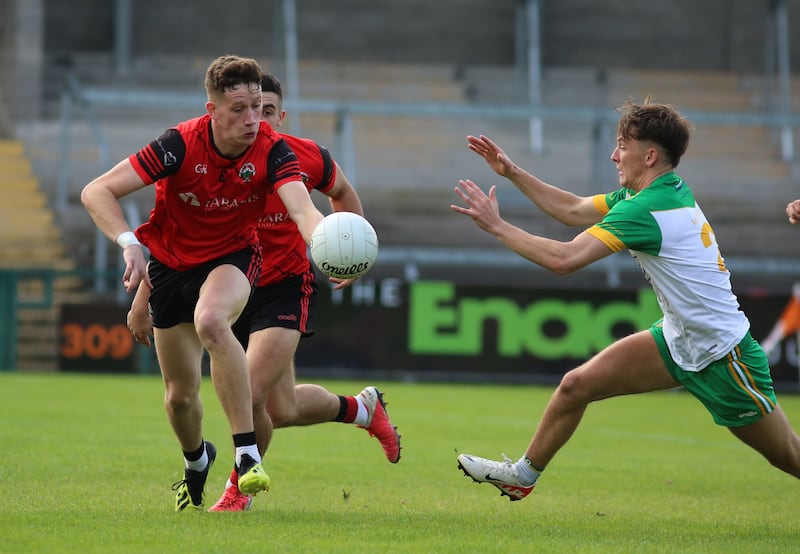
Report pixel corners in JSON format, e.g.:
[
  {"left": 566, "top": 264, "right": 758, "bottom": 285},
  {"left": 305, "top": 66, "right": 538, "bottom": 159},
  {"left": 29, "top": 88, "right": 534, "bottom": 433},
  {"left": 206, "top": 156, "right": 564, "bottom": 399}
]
[{"left": 1, "top": 0, "right": 800, "bottom": 388}]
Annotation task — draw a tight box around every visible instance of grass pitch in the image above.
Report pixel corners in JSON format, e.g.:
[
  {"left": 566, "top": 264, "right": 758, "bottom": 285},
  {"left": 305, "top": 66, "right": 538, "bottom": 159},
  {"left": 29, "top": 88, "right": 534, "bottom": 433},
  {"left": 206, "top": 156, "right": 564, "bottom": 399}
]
[{"left": 1, "top": 372, "right": 798, "bottom": 553}]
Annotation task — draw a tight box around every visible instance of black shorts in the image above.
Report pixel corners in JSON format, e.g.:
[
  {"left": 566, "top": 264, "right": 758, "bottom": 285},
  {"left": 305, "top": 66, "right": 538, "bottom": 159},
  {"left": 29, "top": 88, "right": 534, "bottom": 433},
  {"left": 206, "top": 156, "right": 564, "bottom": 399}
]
[
  {"left": 148, "top": 246, "right": 261, "bottom": 329},
  {"left": 232, "top": 270, "right": 318, "bottom": 349}
]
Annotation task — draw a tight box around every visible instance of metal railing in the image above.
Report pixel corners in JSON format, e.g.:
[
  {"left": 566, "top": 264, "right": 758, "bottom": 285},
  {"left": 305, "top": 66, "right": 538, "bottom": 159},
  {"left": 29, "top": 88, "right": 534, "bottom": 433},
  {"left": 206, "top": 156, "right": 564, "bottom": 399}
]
[
  {"left": 52, "top": 74, "right": 800, "bottom": 293},
  {"left": 58, "top": 75, "right": 800, "bottom": 200}
]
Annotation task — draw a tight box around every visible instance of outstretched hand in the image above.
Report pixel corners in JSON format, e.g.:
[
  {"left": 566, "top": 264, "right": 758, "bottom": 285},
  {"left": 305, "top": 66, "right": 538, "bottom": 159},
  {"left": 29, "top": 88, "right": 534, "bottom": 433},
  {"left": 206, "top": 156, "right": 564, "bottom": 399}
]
[
  {"left": 450, "top": 179, "right": 503, "bottom": 235},
  {"left": 467, "top": 135, "right": 516, "bottom": 178}
]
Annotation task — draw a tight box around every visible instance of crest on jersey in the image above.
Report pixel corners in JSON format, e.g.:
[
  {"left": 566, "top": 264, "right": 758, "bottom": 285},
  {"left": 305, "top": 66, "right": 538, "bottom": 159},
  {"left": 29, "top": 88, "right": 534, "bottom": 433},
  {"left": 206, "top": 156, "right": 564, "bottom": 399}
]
[{"left": 239, "top": 162, "right": 256, "bottom": 182}]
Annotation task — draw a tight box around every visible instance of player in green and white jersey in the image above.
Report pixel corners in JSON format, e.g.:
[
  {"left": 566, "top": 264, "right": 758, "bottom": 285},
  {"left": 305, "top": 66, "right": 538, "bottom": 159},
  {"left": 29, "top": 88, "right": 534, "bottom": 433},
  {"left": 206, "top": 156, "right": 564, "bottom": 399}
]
[{"left": 450, "top": 98, "right": 800, "bottom": 502}]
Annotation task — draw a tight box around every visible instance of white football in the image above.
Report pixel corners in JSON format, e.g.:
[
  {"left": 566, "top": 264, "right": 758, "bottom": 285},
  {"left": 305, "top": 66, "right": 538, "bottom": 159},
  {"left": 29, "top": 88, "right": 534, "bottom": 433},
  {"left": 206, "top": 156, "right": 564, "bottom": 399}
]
[{"left": 310, "top": 212, "right": 379, "bottom": 279}]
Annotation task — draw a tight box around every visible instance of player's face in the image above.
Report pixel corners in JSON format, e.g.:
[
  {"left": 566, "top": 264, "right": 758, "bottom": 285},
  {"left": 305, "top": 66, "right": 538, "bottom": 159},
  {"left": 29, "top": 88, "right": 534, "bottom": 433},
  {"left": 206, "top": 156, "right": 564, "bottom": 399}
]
[
  {"left": 611, "top": 136, "right": 648, "bottom": 190},
  {"left": 208, "top": 82, "right": 262, "bottom": 155},
  {"left": 261, "top": 92, "right": 286, "bottom": 128}
]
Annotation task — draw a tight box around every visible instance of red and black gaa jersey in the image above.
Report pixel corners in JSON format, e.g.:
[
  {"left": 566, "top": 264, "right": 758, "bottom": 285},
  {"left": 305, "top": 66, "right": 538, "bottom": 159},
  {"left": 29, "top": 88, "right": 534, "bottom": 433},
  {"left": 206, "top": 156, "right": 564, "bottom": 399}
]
[
  {"left": 129, "top": 116, "right": 301, "bottom": 271},
  {"left": 255, "top": 134, "right": 337, "bottom": 286}
]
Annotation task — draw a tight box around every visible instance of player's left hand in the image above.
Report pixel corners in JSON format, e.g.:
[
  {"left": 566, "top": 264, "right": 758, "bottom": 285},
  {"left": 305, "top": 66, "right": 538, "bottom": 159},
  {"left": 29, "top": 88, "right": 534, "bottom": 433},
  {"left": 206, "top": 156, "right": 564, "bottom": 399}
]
[{"left": 127, "top": 306, "right": 153, "bottom": 347}]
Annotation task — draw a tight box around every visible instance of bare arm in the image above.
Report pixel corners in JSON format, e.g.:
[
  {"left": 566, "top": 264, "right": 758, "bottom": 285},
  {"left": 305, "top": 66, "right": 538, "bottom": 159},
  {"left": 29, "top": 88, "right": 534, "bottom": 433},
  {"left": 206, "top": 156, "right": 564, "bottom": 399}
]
[
  {"left": 451, "top": 179, "right": 612, "bottom": 274},
  {"left": 80, "top": 159, "right": 150, "bottom": 292},
  {"left": 467, "top": 135, "right": 601, "bottom": 227},
  {"left": 325, "top": 162, "right": 364, "bottom": 216},
  {"left": 127, "top": 281, "right": 153, "bottom": 347},
  {"left": 277, "top": 180, "right": 325, "bottom": 243}
]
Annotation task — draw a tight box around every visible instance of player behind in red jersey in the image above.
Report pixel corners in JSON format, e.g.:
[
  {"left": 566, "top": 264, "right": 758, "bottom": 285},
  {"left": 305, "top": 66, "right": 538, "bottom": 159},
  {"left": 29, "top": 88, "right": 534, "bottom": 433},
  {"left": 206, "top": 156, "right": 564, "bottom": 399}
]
[
  {"left": 83, "top": 55, "right": 326, "bottom": 512},
  {"left": 127, "top": 72, "right": 401, "bottom": 512}
]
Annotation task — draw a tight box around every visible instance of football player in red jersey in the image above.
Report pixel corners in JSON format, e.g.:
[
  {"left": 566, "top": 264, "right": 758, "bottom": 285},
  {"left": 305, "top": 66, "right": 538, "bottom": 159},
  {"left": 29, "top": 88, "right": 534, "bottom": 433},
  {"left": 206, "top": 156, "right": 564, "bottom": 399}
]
[
  {"left": 127, "top": 73, "right": 401, "bottom": 512},
  {"left": 82, "top": 55, "right": 326, "bottom": 512}
]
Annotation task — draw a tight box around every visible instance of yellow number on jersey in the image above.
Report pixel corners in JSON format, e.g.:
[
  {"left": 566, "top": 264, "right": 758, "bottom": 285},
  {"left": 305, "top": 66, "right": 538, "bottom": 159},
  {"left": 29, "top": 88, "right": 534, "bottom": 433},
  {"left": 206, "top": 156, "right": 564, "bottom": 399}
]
[{"left": 701, "top": 222, "right": 727, "bottom": 272}]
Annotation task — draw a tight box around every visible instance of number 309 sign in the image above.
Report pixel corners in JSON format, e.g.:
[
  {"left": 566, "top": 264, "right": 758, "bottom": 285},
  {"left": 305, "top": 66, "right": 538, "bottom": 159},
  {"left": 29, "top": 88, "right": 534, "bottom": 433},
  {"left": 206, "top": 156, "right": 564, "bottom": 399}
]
[{"left": 59, "top": 304, "right": 136, "bottom": 373}]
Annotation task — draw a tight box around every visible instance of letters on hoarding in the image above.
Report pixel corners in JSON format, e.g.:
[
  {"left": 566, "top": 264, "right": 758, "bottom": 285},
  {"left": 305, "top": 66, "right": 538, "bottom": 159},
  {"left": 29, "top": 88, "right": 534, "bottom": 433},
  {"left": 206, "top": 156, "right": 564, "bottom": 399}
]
[
  {"left": 297, "top": 277, "right": 799, "bottom": 387},
  {"left": 58, "top": 277, "right": 800, "bottom": 388}
]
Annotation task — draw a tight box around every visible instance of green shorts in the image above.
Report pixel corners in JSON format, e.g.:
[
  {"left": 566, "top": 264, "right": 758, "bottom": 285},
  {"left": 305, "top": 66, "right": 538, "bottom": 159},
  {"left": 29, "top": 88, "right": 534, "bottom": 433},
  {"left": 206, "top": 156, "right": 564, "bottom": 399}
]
[{"left": 650, "top": 321, "right": 776, "bottom": 427}]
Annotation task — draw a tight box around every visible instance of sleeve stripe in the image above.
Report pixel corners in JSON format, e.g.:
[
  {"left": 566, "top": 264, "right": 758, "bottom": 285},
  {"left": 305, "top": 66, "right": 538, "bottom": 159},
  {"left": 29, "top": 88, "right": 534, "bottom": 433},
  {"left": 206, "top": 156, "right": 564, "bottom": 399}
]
[
  {"left": 136, "top": 146, "right": 161, "bottom": 180},
  {"left": 586, "top": 225, "right": 626, "bottom": 252},
  {"left": 317, "top": 145, "right": 335, "bottom": 190},
  {"left": 592, "top": 194, "right": 611, "bottom": 215}
]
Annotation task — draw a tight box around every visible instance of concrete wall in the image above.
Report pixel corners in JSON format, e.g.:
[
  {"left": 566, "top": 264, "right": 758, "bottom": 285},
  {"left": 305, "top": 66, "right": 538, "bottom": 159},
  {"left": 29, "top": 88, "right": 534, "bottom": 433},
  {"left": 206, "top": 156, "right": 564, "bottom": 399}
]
[
  {"left": 38, "top": 0, "right": 800, "bottom": 72},
  {"left": 541, "top": 0, "right": 790, "bottom": 72},
  {"left": 0, "top": 0, "right": 44, "bottom": 135},
  {"left": 0, "top": 0, "right": 13, "bottom": 136},
  {"left": 43, "top": 0, "right": 518, "bottom": 65}
]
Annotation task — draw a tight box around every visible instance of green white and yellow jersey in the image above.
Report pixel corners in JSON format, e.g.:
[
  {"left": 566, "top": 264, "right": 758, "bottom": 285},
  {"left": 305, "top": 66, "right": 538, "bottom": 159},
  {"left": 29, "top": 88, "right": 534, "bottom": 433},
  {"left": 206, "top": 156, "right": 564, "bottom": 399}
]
[{"left": 586, "top": 172, "right": 750, "bottom": 372}]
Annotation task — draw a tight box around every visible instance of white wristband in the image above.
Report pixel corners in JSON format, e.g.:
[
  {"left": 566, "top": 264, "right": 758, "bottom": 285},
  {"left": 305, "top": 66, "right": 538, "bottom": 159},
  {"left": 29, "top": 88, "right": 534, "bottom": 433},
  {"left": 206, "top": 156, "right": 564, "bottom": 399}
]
[{"left": 115, "top": 231, "right": 141, "bottom": 248}]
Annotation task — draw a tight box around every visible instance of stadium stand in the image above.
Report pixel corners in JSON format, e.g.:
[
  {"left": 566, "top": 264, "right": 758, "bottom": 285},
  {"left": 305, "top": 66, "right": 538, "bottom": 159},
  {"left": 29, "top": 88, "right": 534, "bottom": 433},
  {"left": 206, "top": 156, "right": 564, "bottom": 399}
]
[
  {"left": 2, "top": 0, "right": 800, "bottom": 369},
  {"left": 0, "top": 140, "right": 70, "bottom": 268},
  {"left": 0, "top": 139, "right": 83, "bottom": 369}
]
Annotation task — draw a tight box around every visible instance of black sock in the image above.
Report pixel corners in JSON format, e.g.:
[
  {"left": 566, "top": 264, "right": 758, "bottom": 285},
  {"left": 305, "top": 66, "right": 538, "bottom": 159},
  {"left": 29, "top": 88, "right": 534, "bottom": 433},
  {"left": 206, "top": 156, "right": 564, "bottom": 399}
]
[
  {"left": 334, "top": 396, "right": 349, "bottom": 421},
  {"left": 183, "top": 441, "right": 205, "bottom": 462},
  {"left": 233, "top": 431, "right": 257, "bottom": 448}
]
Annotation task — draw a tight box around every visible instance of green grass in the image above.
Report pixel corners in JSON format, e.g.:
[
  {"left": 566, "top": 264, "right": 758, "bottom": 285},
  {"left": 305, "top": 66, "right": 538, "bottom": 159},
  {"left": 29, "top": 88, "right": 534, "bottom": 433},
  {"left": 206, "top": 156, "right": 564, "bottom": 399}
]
[{"left": 1, "top": 372, "right": 798, "bottom": 553}]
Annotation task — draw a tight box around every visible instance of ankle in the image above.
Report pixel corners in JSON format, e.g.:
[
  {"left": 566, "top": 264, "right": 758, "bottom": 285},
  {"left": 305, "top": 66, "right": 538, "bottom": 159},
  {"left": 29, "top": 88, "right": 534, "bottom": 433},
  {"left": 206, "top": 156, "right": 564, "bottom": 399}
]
[{"left": 514, "top": 456, "right": 542, "bottom": 486}]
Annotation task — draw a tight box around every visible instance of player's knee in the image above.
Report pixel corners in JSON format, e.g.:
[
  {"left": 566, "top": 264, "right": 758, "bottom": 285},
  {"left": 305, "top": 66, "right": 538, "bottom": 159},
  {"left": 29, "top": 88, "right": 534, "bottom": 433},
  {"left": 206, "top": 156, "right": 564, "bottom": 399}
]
[
  {"left": 267, "top": 405, "right": 294, "bottom": 428},
  {"left": 194, "top": 308, "right": 230, "bottom": 348},
  {"left": 164, "top": 387, "right": 197, "bottom": 414},
  {"left": 555, "top": 368, "right": 593, "bottom": 405}
]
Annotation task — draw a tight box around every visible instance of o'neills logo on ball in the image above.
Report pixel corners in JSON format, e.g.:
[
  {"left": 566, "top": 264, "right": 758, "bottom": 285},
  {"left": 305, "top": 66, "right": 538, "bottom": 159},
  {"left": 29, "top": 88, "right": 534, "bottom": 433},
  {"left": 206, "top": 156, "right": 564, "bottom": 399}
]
[{"left": 320, "top": 260, "right": 371, "bottom": 277}]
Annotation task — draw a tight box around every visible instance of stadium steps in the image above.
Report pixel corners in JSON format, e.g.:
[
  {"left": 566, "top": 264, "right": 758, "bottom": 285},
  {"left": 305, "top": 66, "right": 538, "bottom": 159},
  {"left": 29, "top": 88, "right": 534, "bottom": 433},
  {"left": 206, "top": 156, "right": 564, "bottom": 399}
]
[
  {"left": 296, "top": 60, "right": 464, "bottom": 103},
  {"left": 439, "top": 66, "right": 799, "bottom": 257},
  {"left": 16, "top": 306, "right": 60, "bottom": 371},
  {"left": 26, "top": 60, "right": 800, "bottom": 261},
  {"left": 0, "top": 140, "right": 74, "bottom": 269},
  {"left": 609, "top": 70, "right": 797, "bottom": 255},
  {"left": 607, "top": 68, "right": 789, "bottom": 184},
  {"left": 16, "top": 285, "right": 95, "bottom": 371},
  {"left": 0, "top": 139, "right": 85, "bottom": 370}
]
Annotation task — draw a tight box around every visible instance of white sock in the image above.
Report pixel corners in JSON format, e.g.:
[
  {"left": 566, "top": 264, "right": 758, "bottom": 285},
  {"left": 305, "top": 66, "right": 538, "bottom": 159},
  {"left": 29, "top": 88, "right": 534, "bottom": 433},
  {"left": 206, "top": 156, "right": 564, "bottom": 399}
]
[
  {"left": 235, "top": 445, "right": 261, "bottom": 468},
  {"left": 185, "top": 448, "right": 208, "bottom": 472},
  {"left": 514, "top": 456, "right": 541, "bottom": 486},
  {"left": 351, "top": 397, "right": 369, "bottom": 426}
]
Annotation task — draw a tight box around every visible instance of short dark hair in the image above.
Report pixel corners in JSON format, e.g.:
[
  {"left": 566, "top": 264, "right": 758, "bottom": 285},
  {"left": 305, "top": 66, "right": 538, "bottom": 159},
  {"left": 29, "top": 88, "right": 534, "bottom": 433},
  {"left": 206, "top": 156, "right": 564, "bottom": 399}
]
[
  {"left": 204, "top": 55, "right": 263, "bottom": 100},
  {"left": 260, "top": 73, "right": 283, "bottom": 99},
  {"left": 616, "top": 97, "right": 692, "bottom": 167}
]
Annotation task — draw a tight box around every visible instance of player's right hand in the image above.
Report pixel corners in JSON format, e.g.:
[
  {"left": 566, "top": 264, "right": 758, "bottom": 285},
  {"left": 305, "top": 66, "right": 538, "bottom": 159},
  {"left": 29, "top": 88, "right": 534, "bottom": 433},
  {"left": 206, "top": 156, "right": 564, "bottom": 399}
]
[{"left": 121, "top": 245, "right": 150, "bottom": 293}]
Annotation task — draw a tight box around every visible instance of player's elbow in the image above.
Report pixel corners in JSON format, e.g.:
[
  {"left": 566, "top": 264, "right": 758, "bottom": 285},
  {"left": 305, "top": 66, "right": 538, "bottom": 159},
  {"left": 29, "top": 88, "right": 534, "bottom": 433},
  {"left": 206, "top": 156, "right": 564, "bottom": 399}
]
[
  {"left": 549, "top": 261, "right": 575, "bottom": 276},
  {"left": 548, "top": 254, "right": 583, "bottom": 276},
  {"left": 80, "top": 180, "right": 100, "bottom": 211}
]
